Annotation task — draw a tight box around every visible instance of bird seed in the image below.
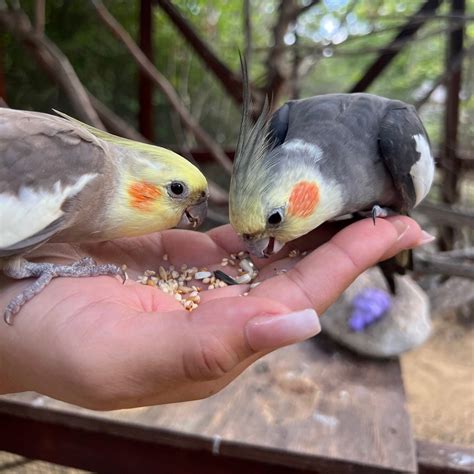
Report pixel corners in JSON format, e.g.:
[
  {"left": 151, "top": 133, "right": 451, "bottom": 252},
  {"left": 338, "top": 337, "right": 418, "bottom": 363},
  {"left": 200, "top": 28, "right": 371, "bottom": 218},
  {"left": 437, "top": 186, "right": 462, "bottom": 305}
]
[{"left": 136, "top": 251, "right": 259, "bottom": 311}]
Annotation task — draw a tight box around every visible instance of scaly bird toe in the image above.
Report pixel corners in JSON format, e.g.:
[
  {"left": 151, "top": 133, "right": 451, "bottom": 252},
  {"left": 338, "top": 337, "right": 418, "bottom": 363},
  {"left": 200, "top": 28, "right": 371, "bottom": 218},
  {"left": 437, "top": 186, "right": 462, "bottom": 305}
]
[{"left": 3, "top": 258, "right": 126, "bottom": 325}]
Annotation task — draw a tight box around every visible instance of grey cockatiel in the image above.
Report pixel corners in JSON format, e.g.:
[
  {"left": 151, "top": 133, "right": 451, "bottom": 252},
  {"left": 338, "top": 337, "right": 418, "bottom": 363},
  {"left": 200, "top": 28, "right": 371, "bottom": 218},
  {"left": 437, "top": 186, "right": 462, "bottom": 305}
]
[
  {"left": 230, "top": 84, "right": 435, "bottom": 291},
  {"left": 0, "top": 108, "right": 209, "bottom": 324}
]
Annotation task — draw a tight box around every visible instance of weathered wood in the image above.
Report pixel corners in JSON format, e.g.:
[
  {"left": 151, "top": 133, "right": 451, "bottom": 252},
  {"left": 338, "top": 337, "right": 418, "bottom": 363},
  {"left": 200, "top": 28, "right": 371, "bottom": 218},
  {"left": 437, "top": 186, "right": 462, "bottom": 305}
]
[
  {"left": 440, "top": 0, "right": 466, "bottom": 250},
  {"left": 417, "top": 439, "right": 474, "bottom": 473},
  {"left": 414, "top": 254, "right": 474, "bottom": 279},
  {"left": 416, "top": 202, "right": 474, "bottom": 228},
  {"left": 0, "top": 337, "right": 417, "bottom": 473},
  {"left": 0, "top": 411, "right": 308, "bottom": 474}
]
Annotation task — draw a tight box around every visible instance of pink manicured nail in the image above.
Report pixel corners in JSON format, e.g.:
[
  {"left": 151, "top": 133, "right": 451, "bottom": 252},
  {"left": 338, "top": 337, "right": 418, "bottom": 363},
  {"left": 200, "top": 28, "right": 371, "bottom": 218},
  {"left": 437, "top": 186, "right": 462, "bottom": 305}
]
[
  {"left": 417, "top": 230, "right": 436, "bottom": 246},
  {"left": 245, "top": 309, "right": 320, "bottom": 351},
  {"left": 392, "top": 219, "right": 410, "bottom": 241}
]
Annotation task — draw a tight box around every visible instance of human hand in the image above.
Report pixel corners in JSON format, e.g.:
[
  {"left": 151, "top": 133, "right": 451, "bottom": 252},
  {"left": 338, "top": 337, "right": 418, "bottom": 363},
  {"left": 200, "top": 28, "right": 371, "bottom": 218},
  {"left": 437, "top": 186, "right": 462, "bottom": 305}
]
[{"left": 0, "top": 217, "right": 427, "bottom": 410}]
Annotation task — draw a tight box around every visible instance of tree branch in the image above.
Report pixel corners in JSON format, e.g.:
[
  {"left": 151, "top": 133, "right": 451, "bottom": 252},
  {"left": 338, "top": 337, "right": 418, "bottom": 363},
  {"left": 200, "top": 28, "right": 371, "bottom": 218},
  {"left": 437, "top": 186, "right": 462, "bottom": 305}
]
[
  {"left": 264, "top": 0, "right": 321, "bottom": 104},
  {"left": 349, "top": 0, "right": 443, "bottom": 93},
  {"left": 154, "top": 0, "right": 243, "bottom": 105},
  {"left": 89, "top": 94, "right": 229, "bottom": 205},
  {"left": 0, "top": 6, "right": 104, "bottom": 128},
  {"left": 34, "top": 0, "right": 45, "bottom": 34},
  {"left": 414, "top": 46, "right": 469, "bottom": 110},
  {"left": 0, "top": 9, "right": 104, "bottom": 128},
  {"left": 1, "top": 5, "right": 228, "bottom": 205},
  {"left": 138, "top": 0, "right": 154, "bottom": 141},
  {"left": 298, "top": 0, "right": 322, "bottom": 16},
  {"left": 88, "top": 94, "right": 148, "bottom": 142},
  {"left": 91, "top": 0, "right": 232, "bottom": 174}
]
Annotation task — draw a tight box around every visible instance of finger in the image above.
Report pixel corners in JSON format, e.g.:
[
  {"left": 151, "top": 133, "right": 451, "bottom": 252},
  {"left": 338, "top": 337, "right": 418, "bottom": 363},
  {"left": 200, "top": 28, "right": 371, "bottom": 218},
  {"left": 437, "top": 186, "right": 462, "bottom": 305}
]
[
  {"left": 206, "top": 224, "right": 244, "bottom": 254},
  {"left": 251, "top": 216, "right": 422, "bottom": 314}
]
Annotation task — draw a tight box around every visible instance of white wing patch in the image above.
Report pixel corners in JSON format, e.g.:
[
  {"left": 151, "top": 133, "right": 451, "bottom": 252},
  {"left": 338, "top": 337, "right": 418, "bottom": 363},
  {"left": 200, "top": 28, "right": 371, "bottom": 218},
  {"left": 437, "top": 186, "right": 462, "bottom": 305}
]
[
  {"left": 282, "top": 139, "right": 324, "bottom": 163},
  {"left": 411, "top": 134, "right": 435, "bottom": 206},
  {"left": 0, "top": 173, "right": 97, "bottom": 248}
]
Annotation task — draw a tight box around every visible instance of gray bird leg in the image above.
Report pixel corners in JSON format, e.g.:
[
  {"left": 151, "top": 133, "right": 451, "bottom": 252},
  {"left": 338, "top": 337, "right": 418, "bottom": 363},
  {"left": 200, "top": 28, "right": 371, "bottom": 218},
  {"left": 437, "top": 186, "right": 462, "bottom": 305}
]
[{"left": 3, "top": 257, "right": 127, "bottom": 325}]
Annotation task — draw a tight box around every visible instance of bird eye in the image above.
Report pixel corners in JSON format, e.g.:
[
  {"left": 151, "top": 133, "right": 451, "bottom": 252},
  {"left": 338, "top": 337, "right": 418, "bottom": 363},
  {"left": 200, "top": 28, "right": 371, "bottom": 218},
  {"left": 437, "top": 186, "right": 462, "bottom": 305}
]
[
  {"left": 169, "top": 181, "right": 185, "bottom": 197},
  {"left": 267, "top": 210, "right": 283, "bottom": 226}
]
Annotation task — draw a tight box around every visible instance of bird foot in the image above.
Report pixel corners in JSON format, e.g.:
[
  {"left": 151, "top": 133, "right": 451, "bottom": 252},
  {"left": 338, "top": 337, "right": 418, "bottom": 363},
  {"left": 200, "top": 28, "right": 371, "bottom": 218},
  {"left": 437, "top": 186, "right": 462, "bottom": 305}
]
[
  {"left": 358, "top": 205, "right": 396, "bottom": 225},
  {"left": 3, "top": 257, "right": 127, "bottom": 325}
]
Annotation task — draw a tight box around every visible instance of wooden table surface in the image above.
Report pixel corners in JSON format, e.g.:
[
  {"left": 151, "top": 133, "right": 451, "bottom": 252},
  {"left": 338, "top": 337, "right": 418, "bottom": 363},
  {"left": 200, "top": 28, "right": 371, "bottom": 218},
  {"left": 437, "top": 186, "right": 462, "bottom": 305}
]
[{"left": 0, "top": 335, "right": 418, "bottom": 473}]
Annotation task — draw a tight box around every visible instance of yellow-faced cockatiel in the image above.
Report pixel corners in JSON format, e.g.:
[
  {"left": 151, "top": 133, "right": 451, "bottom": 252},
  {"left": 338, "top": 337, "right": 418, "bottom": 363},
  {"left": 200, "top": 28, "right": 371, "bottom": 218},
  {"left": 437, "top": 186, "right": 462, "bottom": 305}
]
[
  {"left": 0, "top": 108, "right": 208, "bottom": 324},
  {"left": 230, "top": 69, "right": 434, "bottom": 291}
]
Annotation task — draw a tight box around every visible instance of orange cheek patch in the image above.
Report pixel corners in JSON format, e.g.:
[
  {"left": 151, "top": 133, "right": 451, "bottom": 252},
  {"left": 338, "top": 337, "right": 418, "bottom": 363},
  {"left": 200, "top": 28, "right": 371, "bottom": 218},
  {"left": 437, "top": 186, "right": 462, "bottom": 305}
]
[
  {"left": 288, "top": 181, "right": 319, "bottom": 217},
  {"left": 128, "top": 182, "right": 161, "bottom": 210}
]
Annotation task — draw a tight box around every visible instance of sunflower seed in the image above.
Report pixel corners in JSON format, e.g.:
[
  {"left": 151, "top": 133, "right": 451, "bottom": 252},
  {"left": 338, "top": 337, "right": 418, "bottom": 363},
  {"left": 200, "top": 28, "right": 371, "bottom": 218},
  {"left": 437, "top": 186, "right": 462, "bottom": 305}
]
[{"left": 195, "top": 271, "right": 212, "bottom": 280}]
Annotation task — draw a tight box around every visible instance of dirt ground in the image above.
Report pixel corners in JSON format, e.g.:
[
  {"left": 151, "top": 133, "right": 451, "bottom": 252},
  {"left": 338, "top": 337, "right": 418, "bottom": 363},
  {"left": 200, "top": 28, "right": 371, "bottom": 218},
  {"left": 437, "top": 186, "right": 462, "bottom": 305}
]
[{"left": 401, "top": 309, "right": 474, "bottom": 446}]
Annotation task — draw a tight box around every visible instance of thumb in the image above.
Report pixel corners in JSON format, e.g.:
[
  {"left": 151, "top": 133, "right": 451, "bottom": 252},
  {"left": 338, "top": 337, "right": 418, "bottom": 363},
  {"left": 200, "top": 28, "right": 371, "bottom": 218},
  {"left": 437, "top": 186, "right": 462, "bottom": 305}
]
[{"left": 151, "top": 296, "right": 320, "bottom": 383}]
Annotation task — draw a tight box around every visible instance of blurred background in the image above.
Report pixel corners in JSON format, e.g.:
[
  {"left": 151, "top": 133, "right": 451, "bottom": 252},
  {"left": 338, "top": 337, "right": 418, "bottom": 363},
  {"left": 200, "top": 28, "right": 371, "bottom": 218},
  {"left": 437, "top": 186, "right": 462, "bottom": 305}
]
[
  {"left": 0, "top": 0, "right": 473, "bottom": 472},
  {"left": 1, "top": 0, "right": 473, "bottom": 238}
]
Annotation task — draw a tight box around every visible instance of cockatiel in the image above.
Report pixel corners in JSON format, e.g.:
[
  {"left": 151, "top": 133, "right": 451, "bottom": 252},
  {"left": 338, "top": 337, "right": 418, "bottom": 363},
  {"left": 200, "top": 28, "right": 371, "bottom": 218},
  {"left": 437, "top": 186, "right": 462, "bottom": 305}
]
[
  {"left": 0, "top": 108, "right": 208, "bottom": 324},
  {"left": 230, "top": 77, "right": 434, "bottom": 289}
]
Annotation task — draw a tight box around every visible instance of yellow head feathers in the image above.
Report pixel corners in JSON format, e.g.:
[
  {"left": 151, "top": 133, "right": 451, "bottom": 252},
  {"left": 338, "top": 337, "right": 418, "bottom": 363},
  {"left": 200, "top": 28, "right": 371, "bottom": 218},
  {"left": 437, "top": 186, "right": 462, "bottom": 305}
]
[{"left": 53, "top": 111, "right": 208, "bottom": 237}]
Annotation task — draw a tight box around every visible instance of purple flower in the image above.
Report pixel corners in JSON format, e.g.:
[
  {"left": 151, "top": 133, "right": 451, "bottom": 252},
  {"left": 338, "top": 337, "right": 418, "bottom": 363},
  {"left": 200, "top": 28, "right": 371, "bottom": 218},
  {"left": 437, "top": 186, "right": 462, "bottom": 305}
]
[{"left": 348, "top": 288, "right": 392, "bottom": 332}]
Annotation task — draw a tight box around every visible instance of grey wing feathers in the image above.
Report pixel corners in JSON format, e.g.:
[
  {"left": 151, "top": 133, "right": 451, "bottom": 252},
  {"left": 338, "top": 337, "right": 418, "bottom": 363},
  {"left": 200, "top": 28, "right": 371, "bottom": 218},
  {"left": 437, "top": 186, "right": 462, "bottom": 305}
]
[
  {"left": 378, "top": 103, "right": 435, "bottom": 211},
  {"left": 0, "top": 108, "right": 107, "bottom": 255},
  {"left": 0, "top": 216, "right": 66, "bottom": 257}
]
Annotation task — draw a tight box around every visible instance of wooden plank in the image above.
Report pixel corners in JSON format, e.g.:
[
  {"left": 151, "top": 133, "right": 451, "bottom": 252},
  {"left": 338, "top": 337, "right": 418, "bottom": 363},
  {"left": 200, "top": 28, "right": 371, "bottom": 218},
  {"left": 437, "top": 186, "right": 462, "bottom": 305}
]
[
  {"left": 417, "top": 439, "right": 474, "bottom": 473},
  {"left": 0, "top": 336, "right": 417, "bottom": 473},
  {"left": 0, "top": 411, "right": 312, "bottom": 474}
]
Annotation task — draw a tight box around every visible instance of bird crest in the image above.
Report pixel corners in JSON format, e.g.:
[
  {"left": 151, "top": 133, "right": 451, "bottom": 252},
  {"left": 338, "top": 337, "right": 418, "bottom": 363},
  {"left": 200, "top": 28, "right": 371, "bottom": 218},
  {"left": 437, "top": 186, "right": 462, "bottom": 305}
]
[{"left": 231, "top": 58, "right": 273, "bottom": 185}]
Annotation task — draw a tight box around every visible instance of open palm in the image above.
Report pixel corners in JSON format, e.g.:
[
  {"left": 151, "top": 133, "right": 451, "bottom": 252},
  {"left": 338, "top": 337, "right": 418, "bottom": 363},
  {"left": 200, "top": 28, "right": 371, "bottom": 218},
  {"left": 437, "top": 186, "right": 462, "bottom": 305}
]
[{"left": 0, "top": 217, "right": 423, "bottom": 409}]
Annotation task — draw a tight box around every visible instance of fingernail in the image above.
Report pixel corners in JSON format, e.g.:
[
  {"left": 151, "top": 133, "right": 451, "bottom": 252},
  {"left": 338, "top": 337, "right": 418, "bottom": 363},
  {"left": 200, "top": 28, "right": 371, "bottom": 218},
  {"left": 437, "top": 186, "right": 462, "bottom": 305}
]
[
  {"left": 245, "top": 309, "right": 320, "bottom": 351},
  {"left": 392, "top": 219, "right": 410, "bottom": 241},
  {"left": 416, "top": 230, "right": 436, "bottom": 246}
]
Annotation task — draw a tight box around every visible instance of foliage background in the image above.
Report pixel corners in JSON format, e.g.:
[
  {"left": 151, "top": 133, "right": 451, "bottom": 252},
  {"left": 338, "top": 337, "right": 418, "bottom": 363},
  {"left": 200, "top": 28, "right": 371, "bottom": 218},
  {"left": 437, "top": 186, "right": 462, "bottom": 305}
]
[{"left": 3, "top": 0, "right": 473, "bottom": 152}]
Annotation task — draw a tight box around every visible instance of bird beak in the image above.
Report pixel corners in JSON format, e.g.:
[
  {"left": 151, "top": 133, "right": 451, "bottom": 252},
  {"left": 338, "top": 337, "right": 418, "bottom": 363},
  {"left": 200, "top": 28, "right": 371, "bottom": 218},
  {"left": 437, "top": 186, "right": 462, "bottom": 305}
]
[
  {"left": 243, "top": 236, "right": 285, "bottom": 258},
  {"left": 176, "top": 199, "right": 208, "bottom": 229}
]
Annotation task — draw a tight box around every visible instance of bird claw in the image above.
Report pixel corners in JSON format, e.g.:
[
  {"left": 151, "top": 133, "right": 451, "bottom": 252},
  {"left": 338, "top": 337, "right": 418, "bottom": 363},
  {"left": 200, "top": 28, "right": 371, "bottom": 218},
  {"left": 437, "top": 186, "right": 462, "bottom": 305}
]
[
  {"left": 119, "top": 265, "right": 128, "bottom": 284},
  {"left": 4, "top": 309, "right": 15, "bottom": 326},
  {"left": 371, "top": 207, "right": 377, "bottom": 226},
  {"left": 370, "top": 205, "right": 392, "bottom": 225}
]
